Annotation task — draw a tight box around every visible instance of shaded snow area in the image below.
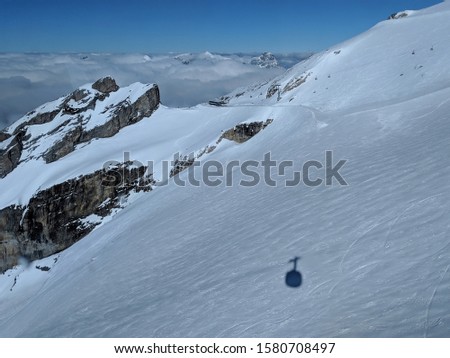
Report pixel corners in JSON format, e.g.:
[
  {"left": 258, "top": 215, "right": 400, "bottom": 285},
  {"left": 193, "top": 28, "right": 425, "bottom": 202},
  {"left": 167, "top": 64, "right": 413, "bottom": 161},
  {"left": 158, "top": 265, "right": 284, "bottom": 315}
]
[{"left": 1, "top": 1, "right": 450, "bottom": 337}]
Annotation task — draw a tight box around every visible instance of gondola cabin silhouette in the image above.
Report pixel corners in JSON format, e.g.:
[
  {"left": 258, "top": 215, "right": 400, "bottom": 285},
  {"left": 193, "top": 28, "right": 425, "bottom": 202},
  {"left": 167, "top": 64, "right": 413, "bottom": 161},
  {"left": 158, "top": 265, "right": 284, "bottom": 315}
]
[{"left": 285, "top": 257, "right": 302, "bottom": 288}]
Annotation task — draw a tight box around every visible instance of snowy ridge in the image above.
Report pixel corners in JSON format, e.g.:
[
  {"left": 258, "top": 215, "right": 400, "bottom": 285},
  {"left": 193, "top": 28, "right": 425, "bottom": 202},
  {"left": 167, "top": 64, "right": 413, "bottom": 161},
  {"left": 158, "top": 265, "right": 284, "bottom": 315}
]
[
  {"left": 227, "top": 1, "right": 450, "bottom": 111},
  {"left": 1, "top": 1, "right": 450, "bottom": 337}
]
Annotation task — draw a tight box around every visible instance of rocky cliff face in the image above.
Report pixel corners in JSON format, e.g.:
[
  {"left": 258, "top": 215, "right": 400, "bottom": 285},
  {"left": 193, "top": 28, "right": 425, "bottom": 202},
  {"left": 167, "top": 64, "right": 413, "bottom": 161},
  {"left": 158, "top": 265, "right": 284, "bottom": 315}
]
[
  {"left": 0, "top": 164, "right": 153, "bottom": 273},
  {"left": 220, "top": 119, "right": 273, "bottom": 143},
  {"left": 0, "top": 77, "right": 159, "bottom": 273},
  {"left": 0, "top": 131, "right": 25, "bottom": 178}
]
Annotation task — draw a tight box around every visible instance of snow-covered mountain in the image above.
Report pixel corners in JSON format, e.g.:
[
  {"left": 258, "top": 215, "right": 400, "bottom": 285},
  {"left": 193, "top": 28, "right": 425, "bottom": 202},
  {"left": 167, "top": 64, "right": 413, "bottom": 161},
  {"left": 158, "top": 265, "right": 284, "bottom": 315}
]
[
  {"left": 173, "top": 51, "right": 232, "bottom": 65},
  {"left": 1, "top": 1, "right": 450, "bottom": 338},
  {"left": 250, "top": 52, "right": 279, "bottom": 68}
]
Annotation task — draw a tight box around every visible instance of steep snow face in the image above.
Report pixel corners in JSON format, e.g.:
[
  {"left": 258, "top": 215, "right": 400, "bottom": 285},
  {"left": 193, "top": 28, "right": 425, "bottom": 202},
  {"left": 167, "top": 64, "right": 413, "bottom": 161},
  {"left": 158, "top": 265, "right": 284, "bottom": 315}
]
[
  {"left": 1, "top": 2, "right": 450, "bottom": 337},
  {"left": 227, "top": 1, "right": 450, "bottom": 112}
]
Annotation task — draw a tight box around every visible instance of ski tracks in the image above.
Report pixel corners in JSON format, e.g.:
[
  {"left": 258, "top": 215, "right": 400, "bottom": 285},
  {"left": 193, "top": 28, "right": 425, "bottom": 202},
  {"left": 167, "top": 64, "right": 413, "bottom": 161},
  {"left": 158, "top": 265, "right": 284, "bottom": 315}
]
[{"left": 424, "top": 264, "right": 450, "bottom": 337}]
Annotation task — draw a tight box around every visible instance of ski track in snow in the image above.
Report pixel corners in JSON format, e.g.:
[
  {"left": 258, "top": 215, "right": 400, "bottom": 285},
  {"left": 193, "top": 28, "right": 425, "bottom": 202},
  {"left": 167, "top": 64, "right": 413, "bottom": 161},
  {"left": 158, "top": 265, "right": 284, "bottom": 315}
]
[
  {"left": 424, "top": 264, "right": 450, "bottom": 337},
  {"left": 1, "top": 255, "right": 60, "bottom": 328},
  {"left": 383, "top": 194, "right": 442, "bottom": 249},
  {"left": 339, "top": 220, "right": 389, "bottom": 273}
]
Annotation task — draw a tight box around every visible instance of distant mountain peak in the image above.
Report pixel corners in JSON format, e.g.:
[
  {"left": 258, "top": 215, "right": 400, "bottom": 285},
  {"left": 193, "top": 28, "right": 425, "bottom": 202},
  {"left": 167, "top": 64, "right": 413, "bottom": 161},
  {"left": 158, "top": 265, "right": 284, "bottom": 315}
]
[{"left": 250, "top": 52, "right": 279, "bottom": 68}]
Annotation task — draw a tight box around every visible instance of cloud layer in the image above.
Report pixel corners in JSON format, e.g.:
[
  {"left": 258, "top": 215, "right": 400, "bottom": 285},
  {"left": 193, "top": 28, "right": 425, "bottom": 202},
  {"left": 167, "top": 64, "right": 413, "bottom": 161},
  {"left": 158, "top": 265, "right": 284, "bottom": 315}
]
[{"left": 0, "top": 52, "right": 310, "bottom": 130}]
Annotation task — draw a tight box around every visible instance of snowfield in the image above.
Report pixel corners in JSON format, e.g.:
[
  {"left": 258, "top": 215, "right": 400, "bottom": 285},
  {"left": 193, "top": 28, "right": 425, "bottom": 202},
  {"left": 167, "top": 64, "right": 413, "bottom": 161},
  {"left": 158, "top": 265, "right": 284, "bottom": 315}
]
[{"left": 1, "top": 1, "right": 450, "bottom": 337}]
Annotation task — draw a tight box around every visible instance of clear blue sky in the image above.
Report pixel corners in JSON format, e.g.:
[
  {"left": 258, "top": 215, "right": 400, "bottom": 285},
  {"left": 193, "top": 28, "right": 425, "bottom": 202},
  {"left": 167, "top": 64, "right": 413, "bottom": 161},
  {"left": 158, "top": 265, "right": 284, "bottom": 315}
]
[{"left": 0, "top": 0, "right": 442, "bottom": 53}]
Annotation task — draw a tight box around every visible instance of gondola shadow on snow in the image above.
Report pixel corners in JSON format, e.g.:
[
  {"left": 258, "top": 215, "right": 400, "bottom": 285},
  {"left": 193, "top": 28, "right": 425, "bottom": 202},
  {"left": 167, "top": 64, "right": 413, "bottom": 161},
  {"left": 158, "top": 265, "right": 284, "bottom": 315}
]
[{"left": 285, "top": 256, "right": 302, "bottom": 288}]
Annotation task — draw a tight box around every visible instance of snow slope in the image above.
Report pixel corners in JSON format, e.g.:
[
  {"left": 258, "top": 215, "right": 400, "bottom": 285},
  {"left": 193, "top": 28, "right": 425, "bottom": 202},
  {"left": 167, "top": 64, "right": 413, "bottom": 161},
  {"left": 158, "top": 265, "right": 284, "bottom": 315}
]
[
  {"left": 1, "top": 1, "right": 450, "bottom": 337},
  {"left": 227, "top": 0, "right": 450, "bottom": 112}
]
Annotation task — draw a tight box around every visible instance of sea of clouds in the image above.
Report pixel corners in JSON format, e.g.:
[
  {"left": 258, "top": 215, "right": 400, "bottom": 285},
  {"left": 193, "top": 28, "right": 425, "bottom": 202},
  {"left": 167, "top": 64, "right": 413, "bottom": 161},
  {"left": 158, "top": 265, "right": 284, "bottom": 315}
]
[{"left": 0, "top": 52, "right": 311, "bottom": 130}]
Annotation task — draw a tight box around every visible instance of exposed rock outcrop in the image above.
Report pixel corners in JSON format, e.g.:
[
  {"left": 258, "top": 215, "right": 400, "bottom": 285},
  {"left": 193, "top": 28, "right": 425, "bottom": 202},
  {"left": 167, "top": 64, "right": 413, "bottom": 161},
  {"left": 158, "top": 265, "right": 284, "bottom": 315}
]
[
  {"left": 282, "top": 72, "right": 311, "bottom": 93},
  {"left": 92, "top": 76, "right": 119, "bottom": 93},
  {"left": 0, "top": 130, "right": 25, "bottom": 178},
  {"left": 209, "top": 95, "right": 230, "bottom": 107},
  {"left": 266, "top": 84, "right": 280, "bottom": 99},
  {"left": 220, "top": 119, "right": 273, "bottom": 143},
  {"left": 12, "top": 110, "right": 61, "bottom": 136},
  {"left": 0, "top": 206, "right": 22, "bottom": 273},
  {"left": 85, "top": 86, "right": 159, "bottom": 141},
  {"left": 170, "top": 155, "right": 195, "bottom": 177},
  {"left": 388, "top": 11, "right": 409, "bottom": 20},
  {"left": 0, "top": 163, "right": 154, "bottom": 273},
  {"left": 43, "top": 126, "right": 83, "bottom": 163},
  {"left": 0, "top": 131, "right": 10, "bottom": 142}
]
